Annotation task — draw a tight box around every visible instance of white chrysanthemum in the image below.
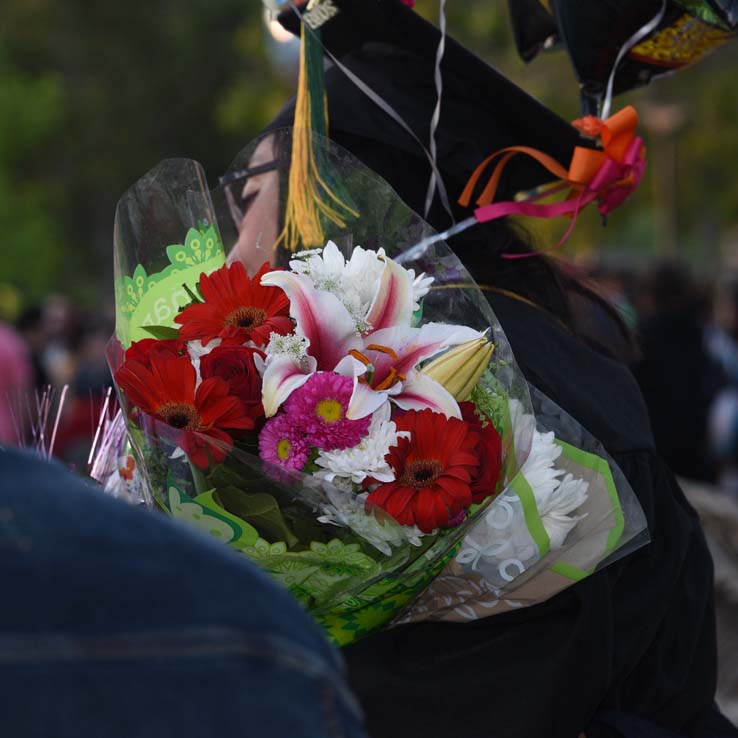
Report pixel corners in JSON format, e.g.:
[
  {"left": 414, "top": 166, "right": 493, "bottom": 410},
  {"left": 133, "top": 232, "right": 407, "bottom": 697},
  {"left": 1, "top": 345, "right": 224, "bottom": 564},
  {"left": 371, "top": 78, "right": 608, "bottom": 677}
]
[
  {"left": 508, "top": 398, "right": 537, "bottom": 464},
  {"left": 344, "top": 248, "right": 433, "bottom": 316},
  {"left": 318, "top": 490, "right": 424, "bottom": 555},
  {"left": 315, "top": 405, "right": 403, "bottom": 485},
  {"left": 536, "top": 472, "right": 589, "bottom": 549},
  {"left": 341, "top": 244, "right": 387, "bottom": 307},
  {"left": 520, "top": 429, "right": 564, "bottom": 500},
  {"left": 519, "top": 427, "right": 588, "bottom": 550},
  {"left": 290, "top": 240, "right": 350, "bottom": 288},
  {"left": 457, "top": 407, "right": 589, "bottom": 577}
]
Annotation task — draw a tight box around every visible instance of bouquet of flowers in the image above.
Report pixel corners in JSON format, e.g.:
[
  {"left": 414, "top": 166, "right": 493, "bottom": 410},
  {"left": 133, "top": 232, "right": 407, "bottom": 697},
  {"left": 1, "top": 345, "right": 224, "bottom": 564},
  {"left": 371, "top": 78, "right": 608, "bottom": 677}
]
[{"left": 107, "top": 135, "right": 647, "bottom": 645}]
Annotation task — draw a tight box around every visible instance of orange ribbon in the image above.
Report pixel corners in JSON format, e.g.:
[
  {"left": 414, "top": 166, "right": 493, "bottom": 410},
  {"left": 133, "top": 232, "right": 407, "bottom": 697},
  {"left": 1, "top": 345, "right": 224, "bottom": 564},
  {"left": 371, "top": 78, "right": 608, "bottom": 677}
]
[{"left": 459, "top": 105, "right": 644, "bottom": 213}]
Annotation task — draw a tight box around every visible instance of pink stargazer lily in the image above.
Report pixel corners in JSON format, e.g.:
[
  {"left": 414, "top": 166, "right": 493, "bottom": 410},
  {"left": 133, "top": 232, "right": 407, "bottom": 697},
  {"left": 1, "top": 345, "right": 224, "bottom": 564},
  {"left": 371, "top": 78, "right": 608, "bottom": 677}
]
[{"left": 260, "top": 253, "right": 482, "bottom": 420}]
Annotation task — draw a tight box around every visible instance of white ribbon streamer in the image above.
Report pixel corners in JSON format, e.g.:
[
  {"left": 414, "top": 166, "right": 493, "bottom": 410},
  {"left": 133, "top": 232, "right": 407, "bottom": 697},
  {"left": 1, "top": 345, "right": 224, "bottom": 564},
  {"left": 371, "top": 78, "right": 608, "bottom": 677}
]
[
  {"left": 600, "top": 0, "right": 668, "bottom": 120},
  {"left": 424, "top": 0, "right": 449, "bottom": 220},
  {"left": 289, "top": 3, "right": 456, "bottom": 225},
  {"left": 396, "top": 215, "right": 477, "bottom": 264}
]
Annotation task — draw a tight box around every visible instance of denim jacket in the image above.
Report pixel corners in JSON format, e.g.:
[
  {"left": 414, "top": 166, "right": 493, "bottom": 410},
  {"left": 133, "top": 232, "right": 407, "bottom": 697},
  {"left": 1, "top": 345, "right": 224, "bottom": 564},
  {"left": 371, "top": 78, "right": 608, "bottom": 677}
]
[{"left": 0, "top": 448, "right": 365, "bottom": 738}]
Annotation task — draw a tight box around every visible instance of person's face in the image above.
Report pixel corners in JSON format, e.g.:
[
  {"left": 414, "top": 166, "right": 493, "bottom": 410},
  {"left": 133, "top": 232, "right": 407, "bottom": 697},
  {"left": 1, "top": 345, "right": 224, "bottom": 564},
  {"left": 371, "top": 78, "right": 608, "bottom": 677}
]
[{"left": 226, "top": 136, "right": 281, "bottom": 275}]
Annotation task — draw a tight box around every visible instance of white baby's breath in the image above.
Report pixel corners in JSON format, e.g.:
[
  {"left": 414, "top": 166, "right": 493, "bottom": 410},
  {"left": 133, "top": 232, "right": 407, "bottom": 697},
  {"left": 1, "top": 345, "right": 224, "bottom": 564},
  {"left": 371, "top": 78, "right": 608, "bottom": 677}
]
[{"left": 265, "top": 331, "right": 309, "bottom": 361}]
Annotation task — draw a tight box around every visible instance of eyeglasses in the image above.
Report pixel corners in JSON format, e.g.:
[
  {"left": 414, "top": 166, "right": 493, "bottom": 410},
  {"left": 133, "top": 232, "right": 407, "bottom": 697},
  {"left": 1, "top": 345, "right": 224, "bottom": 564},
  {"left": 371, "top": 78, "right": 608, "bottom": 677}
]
[{"left": 220, "top": 159, "right": 280, "bottom": 227}]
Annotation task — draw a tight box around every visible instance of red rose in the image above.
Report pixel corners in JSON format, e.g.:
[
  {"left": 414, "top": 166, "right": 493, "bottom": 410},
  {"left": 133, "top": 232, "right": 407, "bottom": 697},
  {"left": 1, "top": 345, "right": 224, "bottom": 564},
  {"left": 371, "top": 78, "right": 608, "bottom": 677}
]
[
  {"left": 200, "top": 344, "right": 264, "bottom": 422},
  {"left": 124, "top": 338, "right": 186, "bottom": 370},
  {"left": 460, "top": 402, "right": 503, "bottom": 504}
]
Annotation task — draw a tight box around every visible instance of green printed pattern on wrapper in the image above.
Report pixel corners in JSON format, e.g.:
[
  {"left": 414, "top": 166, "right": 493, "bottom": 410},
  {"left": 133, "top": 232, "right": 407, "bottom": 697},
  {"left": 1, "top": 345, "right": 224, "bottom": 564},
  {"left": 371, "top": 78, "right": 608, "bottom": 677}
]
[
  {"left": 115, "top": 226, "right": 225, "bottom": 347},
  {"left": 475, "top": 377, "right": 552, "bottom": 559},
  {"left": 550, "top": 440, "right": 625, "bottom": 581},
  {"left": 168, "top": 483, "right": 259, "bottom": 547},
  {"left": 241, "top": 537, "right": 382, "bottom": 609},
  {"left": 238, "top": 537, "right": 454, "bottom": 647},
  {"left": 509, "top": 469, "right": 551, "bottom": 559},
  {"left": 165, "top": 476, "right": 458, "bottom": 647},
  {"left": 313, "top": 544, "right": 460, "bottom": 647}
]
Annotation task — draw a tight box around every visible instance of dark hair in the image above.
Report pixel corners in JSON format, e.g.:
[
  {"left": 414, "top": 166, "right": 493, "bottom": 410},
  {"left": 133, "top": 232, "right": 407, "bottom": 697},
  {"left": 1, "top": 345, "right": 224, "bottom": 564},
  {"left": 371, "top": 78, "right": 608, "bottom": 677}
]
[{"left": 450, "top": 219, "right": 640, "bottom": 364}]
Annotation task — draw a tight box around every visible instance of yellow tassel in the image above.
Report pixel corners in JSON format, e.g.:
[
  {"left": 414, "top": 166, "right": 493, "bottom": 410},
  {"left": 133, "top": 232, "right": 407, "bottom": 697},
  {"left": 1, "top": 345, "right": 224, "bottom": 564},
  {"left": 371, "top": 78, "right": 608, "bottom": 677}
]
[{"left": 275, "top": 24, "right": 359, "bottom": 254}]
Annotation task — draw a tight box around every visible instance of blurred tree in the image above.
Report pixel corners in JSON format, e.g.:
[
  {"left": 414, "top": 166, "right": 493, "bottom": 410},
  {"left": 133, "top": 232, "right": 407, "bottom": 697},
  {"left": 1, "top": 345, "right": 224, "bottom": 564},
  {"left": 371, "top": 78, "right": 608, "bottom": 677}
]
[
  {"left": 0, "top": 0, "right": 290, "bottom": 307},
  {"left": 0, "top": 0, "right": 736, "bottom": 308},
  {"left": 0, "top": 50, "right": 66, "bottom": 302}
]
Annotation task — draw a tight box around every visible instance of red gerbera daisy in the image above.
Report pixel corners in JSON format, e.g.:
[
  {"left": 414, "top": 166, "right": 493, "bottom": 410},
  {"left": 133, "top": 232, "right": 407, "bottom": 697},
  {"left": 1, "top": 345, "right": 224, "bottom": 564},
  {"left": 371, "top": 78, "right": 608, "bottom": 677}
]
[
  {"left": 175, "top": 261, "right": 292, "bottom": 347},
  {"left": 366, "top": 409, "right": 480, "bottom": 533},
  {"left": 115, "top": 353, "right": 254, "bottom": 469}
]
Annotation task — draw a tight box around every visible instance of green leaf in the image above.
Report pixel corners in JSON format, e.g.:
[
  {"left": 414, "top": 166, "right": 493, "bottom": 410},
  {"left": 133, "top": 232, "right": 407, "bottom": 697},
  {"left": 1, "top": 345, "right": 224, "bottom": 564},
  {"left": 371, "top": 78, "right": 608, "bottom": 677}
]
[
  {"left": 301, "top": 448, "right": 322, "bottom": 475},
  {"left": 216, "top": 487, "right": 299, "bottom": 548},
  {"left": 182, "top": 282, "right": 202, "bottom": 305},
  {"left": 142, "top": 324, "right": 181, "bottom": 340},
  {"left": 282, "top": 504, "right": 338, "bottom": 547}
]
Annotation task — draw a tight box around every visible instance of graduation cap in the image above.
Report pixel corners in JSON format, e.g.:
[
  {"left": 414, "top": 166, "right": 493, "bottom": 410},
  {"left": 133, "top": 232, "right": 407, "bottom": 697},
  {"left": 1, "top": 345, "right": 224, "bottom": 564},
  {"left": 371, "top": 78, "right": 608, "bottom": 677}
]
[
  {"left": 270, "top": 0, "right": 591, "bottom": 234},
  {"left": 268, "top": 0, "right": 645, "bottom": 255}
]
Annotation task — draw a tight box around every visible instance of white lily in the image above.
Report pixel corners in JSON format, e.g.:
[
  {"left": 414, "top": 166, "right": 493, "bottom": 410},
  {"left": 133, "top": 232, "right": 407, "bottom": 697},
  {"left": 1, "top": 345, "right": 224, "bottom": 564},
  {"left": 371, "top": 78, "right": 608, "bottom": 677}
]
[
  {"left": 261, "top": 252, "right": 482, "bottom": 419},
  {"left": 332, "top": 324, "right": 480, "bottom": 420}
]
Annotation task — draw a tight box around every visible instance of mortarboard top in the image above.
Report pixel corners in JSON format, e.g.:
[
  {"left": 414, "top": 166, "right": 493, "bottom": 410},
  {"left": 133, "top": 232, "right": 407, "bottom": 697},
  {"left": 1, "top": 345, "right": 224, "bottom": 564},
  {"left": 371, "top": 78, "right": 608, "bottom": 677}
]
[{"left": 272, "top": 0, "right": 590, "bottom": 228}]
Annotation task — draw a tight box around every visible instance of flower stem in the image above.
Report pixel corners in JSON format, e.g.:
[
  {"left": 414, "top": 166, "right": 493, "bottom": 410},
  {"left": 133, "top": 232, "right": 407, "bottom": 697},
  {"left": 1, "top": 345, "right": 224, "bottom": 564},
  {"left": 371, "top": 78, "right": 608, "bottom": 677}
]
[{"left": 189, "top": 459, "right": 208, "bottom": 497}]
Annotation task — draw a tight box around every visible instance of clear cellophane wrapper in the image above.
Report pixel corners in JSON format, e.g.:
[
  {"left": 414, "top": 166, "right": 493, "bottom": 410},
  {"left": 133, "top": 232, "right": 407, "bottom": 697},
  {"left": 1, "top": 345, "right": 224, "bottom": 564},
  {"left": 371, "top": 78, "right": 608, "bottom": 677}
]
[{"left": 109, "top": 132, "right": 648, "bottom": 645}]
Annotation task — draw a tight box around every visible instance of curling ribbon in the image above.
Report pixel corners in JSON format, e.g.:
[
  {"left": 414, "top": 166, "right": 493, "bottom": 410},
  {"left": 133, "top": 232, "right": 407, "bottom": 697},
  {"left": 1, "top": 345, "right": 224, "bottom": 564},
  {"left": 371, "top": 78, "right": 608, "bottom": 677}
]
[
  {"left": 424, "top": 0, "right": 449, "bottom": 220},
  {"left": 458, "top": 106, "right": 646, "bottom": 258}
]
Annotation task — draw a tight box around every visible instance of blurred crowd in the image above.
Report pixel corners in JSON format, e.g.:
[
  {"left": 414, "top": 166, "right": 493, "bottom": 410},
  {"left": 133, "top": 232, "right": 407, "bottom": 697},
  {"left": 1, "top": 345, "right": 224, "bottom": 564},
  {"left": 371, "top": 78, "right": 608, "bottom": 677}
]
[
  {"left": 573, "top": 257, "right": 738, "bottom": 502},
  {"left": 0, "top": 296, "right": 114, "bottom": 469}
]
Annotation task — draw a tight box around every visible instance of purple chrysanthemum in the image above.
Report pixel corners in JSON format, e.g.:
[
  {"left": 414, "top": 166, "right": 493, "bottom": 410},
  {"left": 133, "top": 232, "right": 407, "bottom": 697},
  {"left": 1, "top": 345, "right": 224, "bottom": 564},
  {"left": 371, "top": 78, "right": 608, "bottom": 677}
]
[
  {"left": 258, "top": 414, "right": 310, "bottom": 471},
  {"left": 284, "top": 372, "right": 371, "bottom": 452}
]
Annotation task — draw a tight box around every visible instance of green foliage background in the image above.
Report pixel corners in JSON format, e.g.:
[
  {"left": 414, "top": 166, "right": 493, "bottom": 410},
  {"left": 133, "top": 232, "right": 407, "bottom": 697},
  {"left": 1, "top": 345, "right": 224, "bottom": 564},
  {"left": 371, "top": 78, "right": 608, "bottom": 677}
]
[{"left": 1, "top": 1, "right": 736, "bottom": 312}]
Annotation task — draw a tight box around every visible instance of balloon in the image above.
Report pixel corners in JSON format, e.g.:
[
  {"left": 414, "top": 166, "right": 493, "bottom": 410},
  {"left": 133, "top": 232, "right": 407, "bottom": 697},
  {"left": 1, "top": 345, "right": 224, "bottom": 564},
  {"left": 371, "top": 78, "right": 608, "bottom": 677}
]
[{"left": 508, "top": 0, "right": 738, "bottom": 113}]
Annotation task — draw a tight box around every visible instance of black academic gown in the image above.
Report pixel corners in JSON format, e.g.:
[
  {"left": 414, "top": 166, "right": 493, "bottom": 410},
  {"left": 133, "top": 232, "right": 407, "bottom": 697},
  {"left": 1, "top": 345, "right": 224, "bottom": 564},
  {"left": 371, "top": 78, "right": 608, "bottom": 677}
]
[
  {"left": 343, "top": 293, "right": 736, "bottom": 738},
  {"left": 634, "top": 305, "right": 722, "bottom": 484}
]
